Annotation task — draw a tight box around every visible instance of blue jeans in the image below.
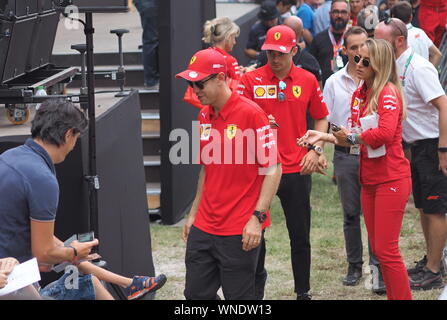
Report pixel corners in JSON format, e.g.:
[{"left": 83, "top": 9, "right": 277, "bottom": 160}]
[
  {"left": 134, "top": 0, "right": 159, "bottom": 86},
  {"left": 39, "top": 273, "right": 95, "bottom": 300}
]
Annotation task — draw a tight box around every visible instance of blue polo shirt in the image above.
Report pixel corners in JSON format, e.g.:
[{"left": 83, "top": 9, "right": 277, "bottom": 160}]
[
  {"left": 0, "top": 139, "right": 59, "bottom": 263},
  {"left": 297, "top": 3, "right": 316, "bottom": 36}
]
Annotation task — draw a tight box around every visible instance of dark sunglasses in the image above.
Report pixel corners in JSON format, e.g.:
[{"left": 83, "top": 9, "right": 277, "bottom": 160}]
[
  {"left": 354, "top": 55, "right": 370, "bottom": 67},
  {"left": 187, "top": 74, "right": 218, "bottom": 90}
]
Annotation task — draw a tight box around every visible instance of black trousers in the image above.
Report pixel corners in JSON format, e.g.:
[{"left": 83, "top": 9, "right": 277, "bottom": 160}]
[
  {"left": 184, "top": 226, "right": 261, "bottom": 300},
  {"left": 276, "top": 173, "right": 312, "bottom": 295}
]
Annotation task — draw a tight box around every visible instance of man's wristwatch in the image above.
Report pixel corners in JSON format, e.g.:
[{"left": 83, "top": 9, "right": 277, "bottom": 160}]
[
  {"left": 308, "top": 144, "right": 323, "bottom": 155},
  {"left": 438, "top": 147, "right": 447, "bottom": 153},
  {"left": 253, "top": 210, "right": 267, "bottom": 224}
]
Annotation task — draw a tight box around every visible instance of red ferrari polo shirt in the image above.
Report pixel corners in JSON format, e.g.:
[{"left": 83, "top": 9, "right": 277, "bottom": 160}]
[
  {"left": 420, "top": 0, "right": 445, "bottom": 7},
  {"left": 350, "top": 83, "right": 411, "bottom": 186},
  {"left": 212, "top": 47, "right": 241, "bottom": 81},
  {"left": 194, "top": 92, "right": 279, "bottom": 236},
  {"left": 238, "top": 64, "right": 328, "bottom": 174}
]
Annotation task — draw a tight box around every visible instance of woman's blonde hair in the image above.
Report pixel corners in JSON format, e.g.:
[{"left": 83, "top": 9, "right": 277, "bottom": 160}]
[
  {"left": 202, "top": 17, "right": 240, "bottom": 45},
  {"left": 363, "top": 38, "right": 406, "bottom": 118}
]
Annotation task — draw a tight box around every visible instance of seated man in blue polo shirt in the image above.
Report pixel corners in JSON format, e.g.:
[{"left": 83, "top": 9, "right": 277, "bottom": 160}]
[{"left": 0, "top": 99, "right": 166, "bottom": 300}]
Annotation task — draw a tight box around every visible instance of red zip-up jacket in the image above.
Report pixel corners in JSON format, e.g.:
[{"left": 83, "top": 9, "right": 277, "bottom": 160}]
[{"left": 350, "top": 82, "right": 411, "bottom": 186}]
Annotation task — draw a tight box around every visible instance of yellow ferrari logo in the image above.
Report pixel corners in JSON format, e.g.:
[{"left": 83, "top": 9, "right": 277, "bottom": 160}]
[
  {"left": 292, "top": 86, "right": 301, "bottom": 98},
  {"left": 190, "top": 56, "right": 197, "bottom": 65},
  {"left": 274, "top": 32, "right": 281, "bottom": 41},
  {"left": 226, "top": 124, "right": 237, "bottom": 140}
]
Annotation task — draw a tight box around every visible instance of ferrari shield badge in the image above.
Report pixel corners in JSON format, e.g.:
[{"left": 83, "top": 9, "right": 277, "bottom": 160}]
[
  {"left": 226, "top": 124, "right": 237, "bottom": 140},
  {"left": 292, "top": 85, "right": 301, "bottom": 98}
]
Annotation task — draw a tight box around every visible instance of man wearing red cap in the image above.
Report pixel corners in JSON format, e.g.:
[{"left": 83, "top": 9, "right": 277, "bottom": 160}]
[
  {"left": 238, "top": 25, "right": 329, "bottom": 300},
  {"left": 176, "top": 48, "right": 282, "bottom": 300}
]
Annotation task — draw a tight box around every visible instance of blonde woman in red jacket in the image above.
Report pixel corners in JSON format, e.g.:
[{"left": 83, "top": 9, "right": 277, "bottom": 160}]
[{"left": 298, "top": 38, "right": 412, "bottom": 300}]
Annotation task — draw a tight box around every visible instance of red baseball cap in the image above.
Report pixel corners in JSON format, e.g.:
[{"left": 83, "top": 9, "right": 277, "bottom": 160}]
[
  {"left": 176, "top": 48, "right": 227, "bottom": 81},
  {"left": 261, "top": 25, "right": 297, "bottom": 53}
]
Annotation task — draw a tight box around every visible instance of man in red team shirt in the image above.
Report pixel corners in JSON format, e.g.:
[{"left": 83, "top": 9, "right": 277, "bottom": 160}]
[
  {"left": 238, "top": 25, "right": 329, "bottom": 300},
  {"left": 176, "top": 48, "right": 282, "bottom": 300},
  {"left": 418, "top": 0, "right": 447, "bottom": 47}
]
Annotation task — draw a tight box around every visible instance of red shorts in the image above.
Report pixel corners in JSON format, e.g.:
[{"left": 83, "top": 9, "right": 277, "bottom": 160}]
[{"left": 419, "top": 3, "right": 447, "bottom": 47}]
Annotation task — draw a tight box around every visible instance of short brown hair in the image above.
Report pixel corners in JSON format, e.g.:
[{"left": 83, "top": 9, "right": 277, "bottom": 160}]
[
  {"left": 344, "top": 26, "right": 368, "bottom": 47},
  {"left": 390, "top": 1, "right": 412, "bottom": 24}
]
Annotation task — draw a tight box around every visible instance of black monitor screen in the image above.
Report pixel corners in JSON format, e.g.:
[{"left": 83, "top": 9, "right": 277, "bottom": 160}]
[{"left": 55, "top": 0, "right": 128, "bottom": 12}]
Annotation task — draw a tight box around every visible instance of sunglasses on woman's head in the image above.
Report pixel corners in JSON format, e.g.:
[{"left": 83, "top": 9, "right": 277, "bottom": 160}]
[
  {"left": 187, "top": 74, "right": 218, "bottom": 90},
  {"left": 354, "top": 55, "right": 370, "bottom": 67}
]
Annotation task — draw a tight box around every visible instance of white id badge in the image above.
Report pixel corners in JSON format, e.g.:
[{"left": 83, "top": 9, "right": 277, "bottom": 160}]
[
  {"left": 350, "top": 145, "right": 360, "bottom": 155},
  {"left": 336, "top": 54, "right": 344, "bottom": 69}
]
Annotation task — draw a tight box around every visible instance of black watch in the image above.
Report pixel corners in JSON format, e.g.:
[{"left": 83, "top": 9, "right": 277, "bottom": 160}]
[
  {"left": 253, "top": 210, "right": 267, "bottom": 223},
  {"left": 438, "top": 147, "right": 447, "bottom": 153},
  {"left": 308, "top": 144, "right": 323, "bottom": 155}
]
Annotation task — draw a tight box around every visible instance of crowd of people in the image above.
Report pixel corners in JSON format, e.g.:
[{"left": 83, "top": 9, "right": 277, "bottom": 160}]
[{"left": 179, "top": 0, "right": 446, "bottom": 300}]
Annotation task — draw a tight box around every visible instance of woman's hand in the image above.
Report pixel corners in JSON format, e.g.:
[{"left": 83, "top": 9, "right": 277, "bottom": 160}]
[
  {"left": 297, "top": 130, "right": 326, "bottom": 147},
  {"left": 0, "top": 258, "right": 19, "bottom": 289},
  {"left": 0, "top": 257, "right": 19, "bottom": 274},
  {"left": 332, "top": 126, "right": 349, "bottom": 142}
]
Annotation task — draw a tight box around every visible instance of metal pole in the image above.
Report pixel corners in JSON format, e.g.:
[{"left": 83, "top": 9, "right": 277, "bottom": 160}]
[{"left": 85, "top": 12, "right": 100, "bottom": 240}]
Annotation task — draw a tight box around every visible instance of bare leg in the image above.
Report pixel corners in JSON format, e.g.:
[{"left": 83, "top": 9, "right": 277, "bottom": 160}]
[
  {"left": 419, "top": 209, "right": 430, "bottom": 252},
  {"left": 425, "top": 213, "right": 447, "bottom": 273},
  {"left": 91, "top": 275, "right": 114, "bottom": 300},
  {"left": 1, "top": 285, "right": 42, "bottom": 300},
  {"left": 77, "top": 262, "right": 132, "bottom": 288}
]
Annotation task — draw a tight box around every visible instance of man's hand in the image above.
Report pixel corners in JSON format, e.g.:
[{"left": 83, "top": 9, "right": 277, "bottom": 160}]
[
  {"left": 439, "top": 151, "right": 447, "bottom": 176},
  {"left": 242, "top": 216, "right": 262, "bottom": 251},
  {"left": 182, "top": 215, "right": 195, "bottom": 243},
  {"left": 300, "top": 150, "right": 320, "bottom": 175},
  {"left": 316, "top": 153, "right": 328, "bottom": 175},
  {"left": 70, "top": 239, "right": 99, "bottom": 262}
]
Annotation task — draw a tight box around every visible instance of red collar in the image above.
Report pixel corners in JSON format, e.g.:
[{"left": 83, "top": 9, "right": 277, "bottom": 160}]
[
  {"left": 208, "top": 91, "right": 239, "bottom": 121},
  {"left": 264, "top": 63, "right": 300, "bottom": 82}
]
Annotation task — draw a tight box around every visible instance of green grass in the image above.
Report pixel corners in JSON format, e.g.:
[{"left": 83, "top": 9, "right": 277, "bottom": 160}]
[{"left": 150, "top": 144, "right": 443, "bottom": 300}]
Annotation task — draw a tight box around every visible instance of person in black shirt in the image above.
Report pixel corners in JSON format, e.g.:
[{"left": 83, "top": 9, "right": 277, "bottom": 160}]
[
  {"left": 409, "top": 0, "right": 420, "bottom": 27},
  {"left": 310, "top": 0, "right": 350, "bottom": 87},
  {"left": 245, "top": 1, "right": 282, "bottom": 63},
  {"left": 256, "top": 16, "right": 322, "bottom": 83},
  {"left": 285, "top": 16, "right": 322, "bottom": 83}
]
